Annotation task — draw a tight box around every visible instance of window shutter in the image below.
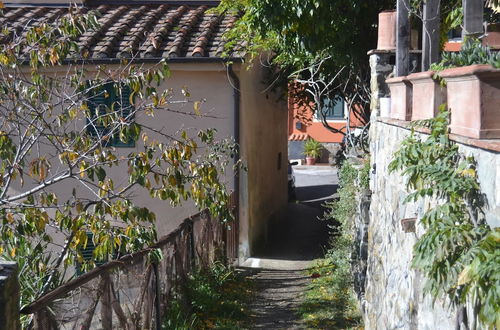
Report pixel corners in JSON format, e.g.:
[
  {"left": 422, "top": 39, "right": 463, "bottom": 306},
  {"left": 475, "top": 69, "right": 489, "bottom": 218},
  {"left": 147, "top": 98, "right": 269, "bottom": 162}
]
[
  {"left": 81, "top": 232, "right": 96, "bottom": 261},
  {"left": 332, "top": 96, "right": 344, "bottom": 118},
  {"left": 76, "top": 232, "right": 102, "bottom": 275},
  {"left": 113, "top": 84, "right": 135, "bottom": 147},
  {"left": 86, "top": 82, "right": 135, "bottom": 147},
  {"left": 87, "top": 85, "right": 108, "bottom": 137},
  {"left": 119, "top": 85, "right": 133, "bottom": 121},
  {"left": 321, "top": 96, "right": 344, "bottom": 119}
]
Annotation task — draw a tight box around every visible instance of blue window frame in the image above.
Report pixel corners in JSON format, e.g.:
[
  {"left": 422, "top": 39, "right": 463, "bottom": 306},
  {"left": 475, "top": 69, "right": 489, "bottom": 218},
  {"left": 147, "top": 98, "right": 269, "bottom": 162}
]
[
  {"left": 86, "top": 82, "right": 135, "bottom": 147},
  {"left": 320, "top": 95, "right": 345, "bottom": 120},
  {"left": 76, "top": 232, "right": 106, "bottom": 275}
]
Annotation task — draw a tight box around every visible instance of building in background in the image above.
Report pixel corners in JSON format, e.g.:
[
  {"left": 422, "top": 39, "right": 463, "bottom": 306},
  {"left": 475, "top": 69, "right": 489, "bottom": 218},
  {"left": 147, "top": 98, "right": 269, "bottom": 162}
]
[{"left": 288, "top": 83, "right": 363, "bottom": 164}]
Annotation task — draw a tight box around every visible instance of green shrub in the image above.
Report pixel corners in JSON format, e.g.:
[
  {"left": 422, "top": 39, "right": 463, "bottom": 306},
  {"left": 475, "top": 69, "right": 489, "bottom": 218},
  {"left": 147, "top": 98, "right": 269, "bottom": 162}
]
[
  {"left": 163, "top": 262, "right": 252, "bottom": 329},
  {"left": 431, "top": 38, "right": 500, "bottom": 71},
  {"left": 300, "top": 158, "right": 369, "bottom": 328},
  {"left": 389, "top": 109, "right": 500, "bottom": 327},
  {"left": 304, "top": 138, "right": 323, "bottom": 158}
]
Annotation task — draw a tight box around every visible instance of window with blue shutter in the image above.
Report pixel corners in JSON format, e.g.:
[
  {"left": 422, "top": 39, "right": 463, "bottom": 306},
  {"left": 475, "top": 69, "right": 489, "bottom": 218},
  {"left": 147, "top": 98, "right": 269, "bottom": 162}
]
[
  {"left": 75, "top": 232, "right": 106, "bottom": 276},
  {"left": 76, "top": 232, "right": 119, "bottom": 275},
  {"left": 86, "top": 82, "right": 135, "bottom": 147},
  {"left": 320, "top": 95, "right": 345, "bottom": 120}
]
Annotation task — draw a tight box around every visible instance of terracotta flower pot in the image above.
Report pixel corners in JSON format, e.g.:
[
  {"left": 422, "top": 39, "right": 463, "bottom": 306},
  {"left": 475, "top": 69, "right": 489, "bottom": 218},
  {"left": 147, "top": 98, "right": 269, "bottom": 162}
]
[
  {"left": 386, "top": 76, "right": 412, "bottom": 121},
  {"left": 483, "top": 23, "right": 500, "bottom": 50},
  {"left": 439, "top": 64, "right": 500, "bottom": 139},
  {"left": 407, "top": 71, "right": 446, "bottom": 121},
  {"left": 377, "top": 10, "right": 396, "bottom": 50},
  {"left": 306, "top": 157, "right": 316, "bottom": 165}
]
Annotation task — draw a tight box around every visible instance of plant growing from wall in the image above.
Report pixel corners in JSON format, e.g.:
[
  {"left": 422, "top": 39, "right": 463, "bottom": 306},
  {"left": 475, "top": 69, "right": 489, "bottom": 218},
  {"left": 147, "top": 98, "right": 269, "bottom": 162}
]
[
  {"left": 389, "top": 108, "right": 499, "bottom": 328},
  {"left": 303, "top": 158, "right": 369, "bottom": 328}
]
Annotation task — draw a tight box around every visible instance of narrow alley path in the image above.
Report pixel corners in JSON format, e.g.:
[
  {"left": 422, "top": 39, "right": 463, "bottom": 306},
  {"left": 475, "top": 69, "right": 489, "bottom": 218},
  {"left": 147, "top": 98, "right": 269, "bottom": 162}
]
[{"left": 241, "top": 165, "right": 338, "bottom": 329}]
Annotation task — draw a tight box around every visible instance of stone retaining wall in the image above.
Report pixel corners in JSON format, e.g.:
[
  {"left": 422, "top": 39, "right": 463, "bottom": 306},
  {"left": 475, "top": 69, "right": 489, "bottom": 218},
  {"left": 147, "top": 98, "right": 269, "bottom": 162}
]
[{"left": 363, "top": 119, "right": 500, "bottom": 329}]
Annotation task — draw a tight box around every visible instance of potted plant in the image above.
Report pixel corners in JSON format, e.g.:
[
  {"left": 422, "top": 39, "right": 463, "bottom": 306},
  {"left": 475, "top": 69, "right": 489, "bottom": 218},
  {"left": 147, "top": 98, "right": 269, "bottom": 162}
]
[
  {"left": 434, "top": 40, "right": 500, "bottom": 139},
  {"left": 386, "top": 76, "right": 412, "bottom": 121},
  {"left": 407, "top": 71, "right": 446, "bottom": 121},
  {"left": 303, "top": 138, "right": 322, "bottom": 165}
]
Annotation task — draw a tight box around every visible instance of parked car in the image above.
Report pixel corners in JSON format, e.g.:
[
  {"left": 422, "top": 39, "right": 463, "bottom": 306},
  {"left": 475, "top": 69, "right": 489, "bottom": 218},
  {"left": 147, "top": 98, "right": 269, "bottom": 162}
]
[{"left": 288, "top": 161, "right": 298, "bottom": 201}]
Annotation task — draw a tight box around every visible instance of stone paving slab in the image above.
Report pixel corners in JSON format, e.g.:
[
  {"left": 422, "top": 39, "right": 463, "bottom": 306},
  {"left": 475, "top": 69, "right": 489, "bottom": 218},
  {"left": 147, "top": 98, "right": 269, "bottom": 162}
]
[{"left": 240, "top": 258, "right": 312, "bottom": 271}]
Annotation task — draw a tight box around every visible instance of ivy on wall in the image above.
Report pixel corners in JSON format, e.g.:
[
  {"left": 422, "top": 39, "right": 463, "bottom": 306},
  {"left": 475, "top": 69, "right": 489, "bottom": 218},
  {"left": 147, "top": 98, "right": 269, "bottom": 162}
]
[{"left": 389, "top": 109, "right": 500, "bottom": 328}]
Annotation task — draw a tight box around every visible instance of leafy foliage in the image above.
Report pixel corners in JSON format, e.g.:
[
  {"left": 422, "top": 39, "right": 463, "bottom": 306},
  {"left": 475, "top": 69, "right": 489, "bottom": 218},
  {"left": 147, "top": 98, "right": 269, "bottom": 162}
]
[
  {"left": 304, "top": 159, "right": 369, "bottom": 328},
  {"left": 431, "top": 39, "right": 500, "bottom": 71},
  {"left": 389, "top": 109, "right": 500, "bottom": 327},
  {"left": 163, "top": 262, "right": 252, "bottom": 329},
  {"left": 0, "top": 7, "right": 237, "bottom": 319},
  {"left": 216, "top": 0, "right": 393, "bottom": 135},
  {"left": 217, "top": 0, "right": 392, "bottom": 70},
  {"left": 303, "top": 138, "right": 323, "bottom": 158}
]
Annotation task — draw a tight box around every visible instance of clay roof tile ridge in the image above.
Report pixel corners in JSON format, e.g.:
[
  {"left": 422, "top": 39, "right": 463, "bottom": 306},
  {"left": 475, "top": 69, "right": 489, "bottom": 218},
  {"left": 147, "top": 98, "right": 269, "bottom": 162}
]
[
  {"left": 96, "top": 6, "right": 146, "bottom": 59},
  {"left": 167, "top": 5, "right": 207, "bottom": 58},
  {"left": 83, "top": 5, "right": 128, "bottom": 58},
  {"left": 118, "top": 4, "right": 170, "bottom": 58},
  {"left": 143, "top": 5, "right": 187, "bottom": 58},
  {"left": 191, "top": 14, "right": 221, "bottom": 57}
]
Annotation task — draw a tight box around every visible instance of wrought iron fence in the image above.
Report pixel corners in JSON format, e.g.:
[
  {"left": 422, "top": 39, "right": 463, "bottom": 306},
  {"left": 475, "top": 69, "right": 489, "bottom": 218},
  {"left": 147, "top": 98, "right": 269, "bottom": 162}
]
[{"left": 20, "top": 197, "right": 239, "bottom": 330}]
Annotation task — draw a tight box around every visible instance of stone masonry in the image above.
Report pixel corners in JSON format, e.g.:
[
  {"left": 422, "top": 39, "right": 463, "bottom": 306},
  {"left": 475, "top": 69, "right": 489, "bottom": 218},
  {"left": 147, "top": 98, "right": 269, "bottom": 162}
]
[
  {"left": 364, "top": 119, "right": 500, "bottom": 329},
  {"left": 363, "top": 50, "right": 499, "bottom": 329}
]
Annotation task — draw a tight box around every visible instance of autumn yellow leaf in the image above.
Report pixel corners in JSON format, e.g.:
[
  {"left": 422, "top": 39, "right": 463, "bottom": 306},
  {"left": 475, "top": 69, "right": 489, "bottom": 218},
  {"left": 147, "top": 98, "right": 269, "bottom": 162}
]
[
  {"left": 6, "top": 213, "right": 14, "bottom": 224},
  {"left": 459, "top": 168, "right": 476, "bottom": 178},
  {"left": 457, "top": 266, "right": 472, "bottom": 286},
  {"left": 193, "top": 101, "right": 201, "bottom": 116}
]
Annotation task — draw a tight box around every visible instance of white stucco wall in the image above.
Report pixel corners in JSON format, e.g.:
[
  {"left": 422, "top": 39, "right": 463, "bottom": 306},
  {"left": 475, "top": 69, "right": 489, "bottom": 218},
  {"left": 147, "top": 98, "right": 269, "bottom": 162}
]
[
  {"left": 235, "top": 61, "right": 289, "bottom": 260},
  {"left": 7, "top": 59, "right": 289, "bottom": 263}
]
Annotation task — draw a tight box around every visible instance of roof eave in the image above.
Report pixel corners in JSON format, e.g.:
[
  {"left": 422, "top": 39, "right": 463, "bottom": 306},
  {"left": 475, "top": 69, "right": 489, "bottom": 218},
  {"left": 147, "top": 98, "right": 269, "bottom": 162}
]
[{"left": 57, "top": 56, "right": 245, "bottom": 65}]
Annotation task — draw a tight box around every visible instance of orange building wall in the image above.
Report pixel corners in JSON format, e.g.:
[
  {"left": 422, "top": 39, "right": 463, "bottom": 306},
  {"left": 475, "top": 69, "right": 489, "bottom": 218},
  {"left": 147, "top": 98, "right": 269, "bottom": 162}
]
[{"left": 288, "top": 84, "right": 363, "bottom": 143}]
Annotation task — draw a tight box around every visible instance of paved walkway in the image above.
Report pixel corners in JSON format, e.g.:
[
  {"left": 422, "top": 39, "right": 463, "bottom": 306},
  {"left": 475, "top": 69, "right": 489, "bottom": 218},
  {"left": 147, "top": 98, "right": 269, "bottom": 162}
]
[{"left": 241, "top": 164, "right": 338, "bottom": 329}]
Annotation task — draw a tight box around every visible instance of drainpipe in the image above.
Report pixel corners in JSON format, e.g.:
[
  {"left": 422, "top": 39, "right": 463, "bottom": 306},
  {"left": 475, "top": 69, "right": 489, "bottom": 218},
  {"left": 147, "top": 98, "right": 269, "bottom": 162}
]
[{"left": 227, "top": 64, "right": 240, "bottom": 202}]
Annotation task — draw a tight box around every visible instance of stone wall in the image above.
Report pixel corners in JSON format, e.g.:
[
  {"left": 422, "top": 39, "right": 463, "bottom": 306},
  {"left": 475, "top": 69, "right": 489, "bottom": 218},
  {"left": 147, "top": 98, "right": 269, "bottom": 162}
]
[
  {"left": 364, "top": 119, "right": 500, "bottom": 329},
  {"left": 368, "top": 50, "right": 421, "bottom": 117},
  {"left": 352, "top": 187, "right": 371, "bottom": 308},
  {"left": 0, "top": 261, "right": 20, "bottom": 330}
]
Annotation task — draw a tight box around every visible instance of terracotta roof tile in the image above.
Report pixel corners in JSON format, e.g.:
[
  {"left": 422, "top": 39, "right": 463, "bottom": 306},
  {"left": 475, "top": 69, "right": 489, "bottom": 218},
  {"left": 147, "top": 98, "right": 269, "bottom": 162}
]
[
  {"left": 0, "top": 3, "right": 241, "bottom": 60},
  {"left": 289, "top": 133, "right": 310, "bottom": 141}
]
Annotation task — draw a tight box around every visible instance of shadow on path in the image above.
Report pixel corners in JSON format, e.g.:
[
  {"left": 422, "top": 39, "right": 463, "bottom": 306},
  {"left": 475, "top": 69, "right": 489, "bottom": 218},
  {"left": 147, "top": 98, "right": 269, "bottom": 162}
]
[
  {"left": 241, "top": 166, "right": 338, "bottom": 329},
  {"left": 257, "top": 181, "right": 337, "bottom": 262},
  {"left": 243, "top": 269, "right": 311, "bottom": 329}
]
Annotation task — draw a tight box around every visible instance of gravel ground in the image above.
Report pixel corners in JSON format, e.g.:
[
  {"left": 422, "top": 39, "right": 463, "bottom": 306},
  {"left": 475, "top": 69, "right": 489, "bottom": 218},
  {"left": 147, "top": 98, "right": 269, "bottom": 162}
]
[
  {"left": 247, "top": 269, "right": 310, "bottom": 329},
  {"left": 241, "top": 164, "right": 338, "bottom": 329}
]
